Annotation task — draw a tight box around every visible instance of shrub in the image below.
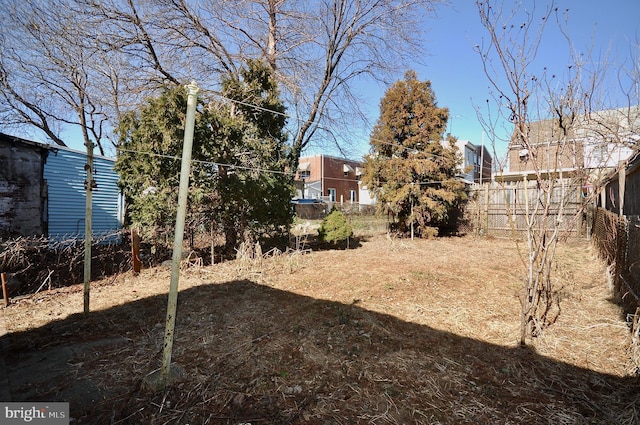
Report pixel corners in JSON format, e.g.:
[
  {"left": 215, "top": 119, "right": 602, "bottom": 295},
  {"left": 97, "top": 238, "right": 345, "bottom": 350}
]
[{"left": 318, "top": 209, "right": 353, "bottom": 244}]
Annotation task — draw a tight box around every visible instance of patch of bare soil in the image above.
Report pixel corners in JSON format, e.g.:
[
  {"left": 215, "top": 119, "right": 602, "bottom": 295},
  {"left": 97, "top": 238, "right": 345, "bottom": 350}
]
[{"left": 2, "top": 234, "right": 639, "bottom": 424}]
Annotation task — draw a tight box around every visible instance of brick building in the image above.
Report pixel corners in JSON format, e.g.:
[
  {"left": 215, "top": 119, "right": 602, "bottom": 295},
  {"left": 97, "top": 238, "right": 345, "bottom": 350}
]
[
  {"left": 294, "top": 154, "right": 362, "bottom": 203},
  {"left": 499, "top": 107, "right": 639, "bottom": 184}
]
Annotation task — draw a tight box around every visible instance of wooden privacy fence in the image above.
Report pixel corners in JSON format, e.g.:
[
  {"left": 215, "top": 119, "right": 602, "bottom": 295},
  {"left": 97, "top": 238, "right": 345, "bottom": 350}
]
[
  {"left": 463, "top": 180, "right": 586, "bottom": 238},
  {"left": 591, "top": 207, "right": 640, "bottom": 314}
]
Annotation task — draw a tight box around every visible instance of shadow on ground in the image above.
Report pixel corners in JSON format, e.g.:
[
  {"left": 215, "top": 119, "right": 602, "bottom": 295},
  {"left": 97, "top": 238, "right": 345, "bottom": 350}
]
[{"left": 2, "top": 279, "right": 639, "bottom": 424}]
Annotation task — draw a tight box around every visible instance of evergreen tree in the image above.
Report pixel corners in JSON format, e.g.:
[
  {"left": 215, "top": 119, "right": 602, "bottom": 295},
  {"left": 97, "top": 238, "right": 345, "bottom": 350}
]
[
  {"left": 115, "top": 60, "right": 293, "bottom": 252},
  {"left": 361, "top": 71, "right": 465, "bottom": 237},
  {"left": 211, "top": 59, "right": 293, "bottom": 250},
  {"left": 318, "top": 209, "right": 353, "bottom": 245},
  {"left": 114, "top": 86, "right": 215, "bottom": 243}
]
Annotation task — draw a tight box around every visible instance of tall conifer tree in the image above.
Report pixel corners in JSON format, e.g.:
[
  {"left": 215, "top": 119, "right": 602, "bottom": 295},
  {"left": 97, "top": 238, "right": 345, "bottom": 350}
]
[
  {"left": 361, "top": 71, "right": 465, "bottom": 237},
  {"left": 115, "top": 60, "right": 293, "bottom": 252}
]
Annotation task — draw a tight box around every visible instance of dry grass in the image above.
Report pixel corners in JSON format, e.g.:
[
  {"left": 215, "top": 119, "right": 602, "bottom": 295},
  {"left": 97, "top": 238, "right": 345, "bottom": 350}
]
[{"left": 2, "top": 233, "right": 639, "bottom": 424}]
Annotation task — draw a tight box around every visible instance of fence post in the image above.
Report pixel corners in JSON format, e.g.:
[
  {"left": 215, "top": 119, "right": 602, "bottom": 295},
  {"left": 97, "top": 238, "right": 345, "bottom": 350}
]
[
  {"left": 148, "top": 81, "right": 199, "bottom": 391},
  {"left": 618, "top": 160, "right": 626, "bottom": 217},
  {"left": 474, "top": 187, "right": 480, "bottom": 235},
  {"left": 83, "top": 139, "right": 94, "bottom": 315},
  {"left": 614, "top": 215, "right": 628, "bottom": 305},
  {"left": 484, "top": 183, "right": 490, "bottom": 235},
  {"left": 1, "top": 273, "right": 8, "bottom": 307},
  {"left": 577, "top": 182, "right": 584, "bottom": 237},
  {"left": 131, "top": 228, "right": 141, "bottom": 274}
]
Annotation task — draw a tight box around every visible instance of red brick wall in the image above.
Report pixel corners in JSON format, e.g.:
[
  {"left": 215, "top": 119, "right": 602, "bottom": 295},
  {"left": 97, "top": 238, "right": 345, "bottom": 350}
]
[
  {"left": 322, "top": 156, "right": 360, "bottom": 203},
  {"left": 295, "top": 155, "right": 361, "bottom": 203}
]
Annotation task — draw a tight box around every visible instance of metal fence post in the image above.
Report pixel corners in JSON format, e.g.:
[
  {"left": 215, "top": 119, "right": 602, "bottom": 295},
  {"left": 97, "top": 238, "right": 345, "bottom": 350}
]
[{"left": 143, "top": 81, "right": 199, "bottom": 391}]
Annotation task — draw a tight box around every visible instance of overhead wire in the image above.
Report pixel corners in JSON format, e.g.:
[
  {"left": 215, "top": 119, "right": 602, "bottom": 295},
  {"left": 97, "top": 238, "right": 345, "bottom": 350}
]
[
  {"left": 117, "top": 147, "right": 294, "bottom": 176},
  {"left": 210, "top": 92, "right": 290, "bottom": 119},
  {"left": 211, "top": 91, "right": 459, "bottom": 162},
  {"left": 118, "top": 91, "right": 467, "bottom": 185}
]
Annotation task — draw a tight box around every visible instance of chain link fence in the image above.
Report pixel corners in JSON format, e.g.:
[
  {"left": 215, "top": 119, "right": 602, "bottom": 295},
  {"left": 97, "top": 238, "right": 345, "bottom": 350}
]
[
  {"left": 293, "top": 202, "right": 376, "bottom": 220},
  {"left": 591, "top": 208, "right": 640, "bottom": 372},
  {"left": 591, "top": 208, "right": 640, "bottom": 314}
]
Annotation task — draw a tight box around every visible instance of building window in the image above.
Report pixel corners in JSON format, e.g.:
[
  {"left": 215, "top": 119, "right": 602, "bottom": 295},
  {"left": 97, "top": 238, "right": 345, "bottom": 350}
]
[
  {"left": 594, "top": 143, "right": 609, "bottom": 164},
  {"left": 343, "top": 163, "right": 354, "bottom": 177},
  {"left": 518, "top": 149, "right": 529, "bottom": 162},
  {"left": 297, "top": 162, "right": 311, "bottom": 179},
  {"left": 328, "top": 188, "right": 336, "bottom": 202},
  {"left": 350, "top": 190, "right": 356, "bottom": 202}
]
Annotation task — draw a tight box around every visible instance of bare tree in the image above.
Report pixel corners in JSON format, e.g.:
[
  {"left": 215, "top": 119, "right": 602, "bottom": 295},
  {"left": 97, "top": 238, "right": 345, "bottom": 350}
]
[
  {"left": 0, "top": 0, "right": 114, "bottom": 154},
  {"left": 473, "top": 0, "right": 638, "bottom": 345},
  {"left": 3, "top": 0, "right": 445, "bottom": 162},
  {"left": 0, "top": 0, "right": 130, "bottom": 313},
  {"left": 282, "top": 0, "right": 439, "bottom": 162},
  {"left": 73, "top": 0, "right": 444, "bottom": 163}
]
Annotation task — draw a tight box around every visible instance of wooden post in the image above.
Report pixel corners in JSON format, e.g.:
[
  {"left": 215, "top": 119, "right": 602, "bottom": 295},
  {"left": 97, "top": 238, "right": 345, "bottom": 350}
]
[
  {"left": 131, "top": 228, "right": 141, "bottom": 274},
  {"left": 83, "top": 141, "right": 94, "bottom": 314},
  {"left": 577, "top": 181, "right": 584, "bottom": 237},
  {"left": 210, "top": 224, "right": 215, "bottom": 265},
  {"left": 410, "top": 198, "right": 414, "bottom": 240},
  {"left": 474, "top": 186, "right": 480, "bottom": 235},
  {"left": 618, "top": 160, "right": 626, "bottom": 217},
  {"left": 523, "top": 175, "right": 529, "bottom": 226},
  {"left": 484, "top": 183, "right": 490, "bottom": 235},
  {"left": 614, "top": 216, "right": 628, "bottom": 302},
  {"left": 1, "top": 273, "right": 8, "bottom": 307}
]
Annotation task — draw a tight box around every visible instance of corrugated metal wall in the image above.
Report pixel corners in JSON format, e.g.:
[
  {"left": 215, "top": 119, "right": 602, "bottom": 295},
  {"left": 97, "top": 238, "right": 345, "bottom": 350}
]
[{"left": 44, "top": 147, "right": 123, "bottom": 240}]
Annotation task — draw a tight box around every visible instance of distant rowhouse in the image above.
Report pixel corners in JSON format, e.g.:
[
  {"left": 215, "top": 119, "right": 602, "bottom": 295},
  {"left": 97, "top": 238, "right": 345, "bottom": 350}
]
[
  {"left": 0, "top": 133, "right": 124, "bottom": 240},
  {"left": 294, "top": 154, "right": 375, "bottom": 205},
  {"left": 498, "top": 106, "right": 639, "bottom": 184},
  {"left": 455, "top": 139, "right": 493, "bottom": 184},
  {"left": 484, "top": 107, "right": 640, "bottom": 236}
]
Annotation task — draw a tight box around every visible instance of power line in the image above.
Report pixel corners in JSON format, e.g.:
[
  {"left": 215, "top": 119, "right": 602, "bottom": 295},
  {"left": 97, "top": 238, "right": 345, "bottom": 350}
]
[
  {"left": 210, "top": 92, "right": 290, "bottom": 119},
  {"left": 117, "top": 147, "right": 294, "bottom": 176},
  {"left": 117, "top": 93, "right": 473, "bottom": 183},
  {"left": 210, "top": 91, "right": 460, "bottom": 163},
  {"left": 118, "top": 147, "right": 453, "bottom": 187}
]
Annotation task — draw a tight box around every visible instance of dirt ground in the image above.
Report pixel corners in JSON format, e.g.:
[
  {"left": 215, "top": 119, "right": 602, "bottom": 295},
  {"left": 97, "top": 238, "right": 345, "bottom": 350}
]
[{"left": 1, "top": 232, "right": 639, "bottom": 424}]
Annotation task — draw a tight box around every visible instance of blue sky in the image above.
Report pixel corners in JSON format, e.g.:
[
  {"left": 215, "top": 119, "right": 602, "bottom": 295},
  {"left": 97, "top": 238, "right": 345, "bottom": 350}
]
[{"left": 348, "top": 0, "right": 640, "bottom": 162}]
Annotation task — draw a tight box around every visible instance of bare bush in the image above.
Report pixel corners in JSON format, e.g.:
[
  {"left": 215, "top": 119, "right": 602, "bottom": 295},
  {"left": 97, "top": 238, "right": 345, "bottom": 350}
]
[{"left": 0, "top": 231, "right": 129, "bottom": 296}]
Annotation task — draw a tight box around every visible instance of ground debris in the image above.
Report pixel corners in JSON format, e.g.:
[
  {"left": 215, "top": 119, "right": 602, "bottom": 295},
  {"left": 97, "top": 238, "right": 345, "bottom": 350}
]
[{"left": 3, "top": 235, "right": 638, "bottom": 424}]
